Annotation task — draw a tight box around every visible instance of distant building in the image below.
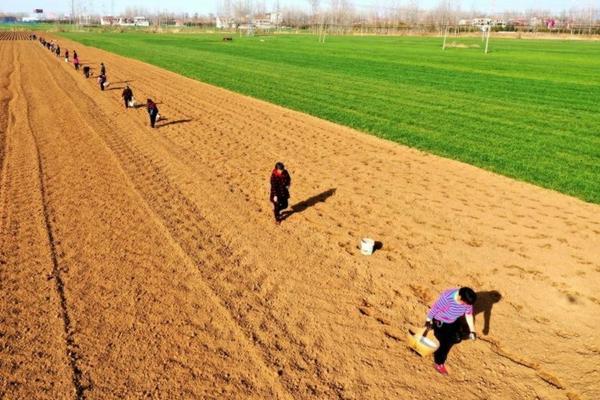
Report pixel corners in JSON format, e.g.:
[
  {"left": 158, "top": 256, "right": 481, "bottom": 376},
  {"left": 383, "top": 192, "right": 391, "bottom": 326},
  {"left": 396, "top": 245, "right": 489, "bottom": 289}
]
[
  {"left": 530, "top": 17, "right": 542, "bottom": 27},
  {"left": 117, "top": 16, "right": 150, "bottom": 27},
  {"left": 254, "top": 12, "right": 281, "bottom": 29},
  {"left": 491, "top": 18, "right": 506, "bottom": 27},
  {"left": 216, "top": 16, "right": 236, "bottom": 29},
  {"left": 0, "top": 16, "right": 18, "bottom": 23},
  {"left": 100, "top": 16, "right": 118, "bottom": 26},
  {"left": 216, "top": 11, "right": 281, "bottom": 30},
  {"left": 472, "top": 18, "right": 492, "bottom": 27}
]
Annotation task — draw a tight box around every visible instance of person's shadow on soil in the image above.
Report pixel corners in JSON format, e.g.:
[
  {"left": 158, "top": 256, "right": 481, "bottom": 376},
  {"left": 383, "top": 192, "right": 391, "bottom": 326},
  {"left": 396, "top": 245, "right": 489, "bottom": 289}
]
[
  {"left": 474, "top": 290, "right": 502, "bottom": 335},
  {"left": 280, "top": 188, "right": 336, "bottom": 221},
  {"left": 157, "top": 118, "right": 193, "bottom": 128}
]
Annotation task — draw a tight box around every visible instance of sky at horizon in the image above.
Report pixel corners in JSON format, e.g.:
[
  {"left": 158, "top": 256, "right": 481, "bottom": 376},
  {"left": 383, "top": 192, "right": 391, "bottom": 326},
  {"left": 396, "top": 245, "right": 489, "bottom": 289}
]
[{"left": 0, "top": 0, "right": 596, "bottom": 16}]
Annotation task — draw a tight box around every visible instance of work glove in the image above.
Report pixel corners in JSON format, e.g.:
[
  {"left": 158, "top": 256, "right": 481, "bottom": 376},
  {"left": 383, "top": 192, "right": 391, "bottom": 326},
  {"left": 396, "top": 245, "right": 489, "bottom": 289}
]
[{"left": 468, "top": 332, "right": 477, "bottom": 341}]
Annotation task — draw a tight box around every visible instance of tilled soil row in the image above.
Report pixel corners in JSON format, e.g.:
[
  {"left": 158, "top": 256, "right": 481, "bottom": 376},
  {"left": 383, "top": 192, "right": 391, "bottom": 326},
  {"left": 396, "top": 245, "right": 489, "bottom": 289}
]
[
  {"left": 0, "top": 43, "right": 74, "bottom": 399},
  {"left": 0, "top": 32, "right": 33, "bottom": 41}
]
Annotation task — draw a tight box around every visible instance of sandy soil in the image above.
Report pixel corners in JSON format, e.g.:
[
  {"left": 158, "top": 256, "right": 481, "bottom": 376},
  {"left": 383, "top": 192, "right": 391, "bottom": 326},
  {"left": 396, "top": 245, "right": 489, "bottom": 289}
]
[{"left": 0, "top": 36, "right": 598, "bottom": 400}]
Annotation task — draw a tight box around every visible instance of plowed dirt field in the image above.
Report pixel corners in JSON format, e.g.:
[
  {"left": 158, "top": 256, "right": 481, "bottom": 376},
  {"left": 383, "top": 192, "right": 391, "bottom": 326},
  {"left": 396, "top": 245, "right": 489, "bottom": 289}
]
[{"left": 0, "top": 37, "right": 599, "bottom": 400}]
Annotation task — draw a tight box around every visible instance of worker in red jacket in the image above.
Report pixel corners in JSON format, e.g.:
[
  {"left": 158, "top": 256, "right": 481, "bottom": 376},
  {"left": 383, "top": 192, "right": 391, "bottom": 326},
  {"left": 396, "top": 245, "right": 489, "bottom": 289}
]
[
  {"left": 146, "top": 98, "right": 159, "bottom": 128},
  {"left": 270, "top": 162, "right": 291, "bottom": 224}
]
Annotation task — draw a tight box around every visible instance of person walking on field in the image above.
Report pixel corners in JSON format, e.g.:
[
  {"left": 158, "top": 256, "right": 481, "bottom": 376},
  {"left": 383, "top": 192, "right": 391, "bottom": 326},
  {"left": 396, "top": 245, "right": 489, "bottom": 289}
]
[
  {"left": 425, "top": 287, "right": 477, "bottom": 375},
  {"left": 146, "top": 98, "right": 159, "bottom": 128},
  {"left": 82, "top": 65, "right": 91, "bottom": 78},
  {"left": 64, "top": 49, "right": 69, "bottom": 62},
  {"left": 98, "top": 74, "right": 107, "bottom": 91},
  {"left": 270, "top": 162, "right": 291, "bottom": 224},
  {"left": 73, "top": 55, "right": 80, "bottom": 71},
  {"left": 122, "top": 85, "right": 134, "bottom": 109},
  {"left": 100, "top": 62, "right": 106, "bottom": 76}
]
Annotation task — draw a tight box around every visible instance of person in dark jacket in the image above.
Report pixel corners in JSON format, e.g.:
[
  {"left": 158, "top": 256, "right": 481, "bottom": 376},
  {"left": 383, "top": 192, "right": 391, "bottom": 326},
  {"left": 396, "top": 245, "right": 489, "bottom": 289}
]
[
  {"left": 270, "top": 162, "right": 291, "bottom": 224},
  {"left": 98, "top": 74, "right": 107, "bottom": 91},
  {"left": 55, "top": 45, "right": 61, "bottom": 57},
  {"left": 100, "top": 62, "right": 106, "bottom": 76},
  {"left": 64, "top": 49, "right": 69, "bottom": 62},
  {"left": 82, "top": 65, "right": 91, "bottom": 78},
  {"left": 122, "top": 85, "right": 134, "bottom": 109},
  {"left": 147, "top": 98, "right": 159, "bottom": 128}
]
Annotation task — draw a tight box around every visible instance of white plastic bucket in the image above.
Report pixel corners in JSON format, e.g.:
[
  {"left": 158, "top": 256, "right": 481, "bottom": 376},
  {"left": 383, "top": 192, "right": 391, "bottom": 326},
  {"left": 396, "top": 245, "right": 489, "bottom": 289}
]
[{"left": 360, "top": 238, "right": 375, "bottom": 255}]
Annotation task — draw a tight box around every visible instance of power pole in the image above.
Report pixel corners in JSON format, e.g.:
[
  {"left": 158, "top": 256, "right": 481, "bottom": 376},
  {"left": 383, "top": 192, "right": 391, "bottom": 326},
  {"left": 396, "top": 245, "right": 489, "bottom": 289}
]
[{"left": 442, "top": 23, "right": 448, "bottom": 50}]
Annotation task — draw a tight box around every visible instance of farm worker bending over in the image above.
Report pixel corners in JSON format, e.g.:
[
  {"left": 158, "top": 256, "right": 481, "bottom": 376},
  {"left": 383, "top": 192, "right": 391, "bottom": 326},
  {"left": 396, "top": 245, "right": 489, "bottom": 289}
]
[
  {"left": 146, "top": 99, "right": 159, "bottom": 128},
  {"left": 270, "top": 162, "right": 291, "bottom": 224},
  {"left": 83, "top": 65, "right": 91, "bottom": 78},
  {"left": 425, "top": 287, "right": 477, "bottom": 375},
  {"left": 122, "top": 85, "right": 134, "bottom": 109}
]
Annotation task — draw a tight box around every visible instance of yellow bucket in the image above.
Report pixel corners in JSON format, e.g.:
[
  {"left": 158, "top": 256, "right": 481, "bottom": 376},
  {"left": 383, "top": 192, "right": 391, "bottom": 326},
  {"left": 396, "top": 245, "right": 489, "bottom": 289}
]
[{"left": 408, "top": 327, "right": 439, "bottom": 357}]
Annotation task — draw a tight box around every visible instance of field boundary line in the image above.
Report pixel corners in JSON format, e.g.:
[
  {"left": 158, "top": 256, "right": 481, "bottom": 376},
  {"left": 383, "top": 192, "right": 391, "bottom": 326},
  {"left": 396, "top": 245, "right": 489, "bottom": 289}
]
[{"left": 0, "top": 44, "right": 16, "bottom": 237}]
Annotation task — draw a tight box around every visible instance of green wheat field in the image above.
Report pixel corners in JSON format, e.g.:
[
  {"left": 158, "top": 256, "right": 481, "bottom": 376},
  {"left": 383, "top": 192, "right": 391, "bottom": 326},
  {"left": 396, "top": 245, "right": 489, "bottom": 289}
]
[{"left": 60, "top": 32, "right": 600, "bottom": 203}]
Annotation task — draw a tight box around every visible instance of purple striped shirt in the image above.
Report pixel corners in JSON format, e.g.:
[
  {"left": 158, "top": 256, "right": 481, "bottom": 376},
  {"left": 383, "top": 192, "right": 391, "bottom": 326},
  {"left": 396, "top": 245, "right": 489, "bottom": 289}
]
[{"left": 427, "top": 288, "right": 473, "bottom": 323}]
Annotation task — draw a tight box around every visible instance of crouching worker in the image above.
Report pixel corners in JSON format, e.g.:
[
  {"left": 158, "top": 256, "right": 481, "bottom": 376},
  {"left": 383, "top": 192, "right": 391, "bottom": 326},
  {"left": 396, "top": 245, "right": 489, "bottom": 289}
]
[
  {"left": 425, "top": 287, "right": 477, "bottom": 375},
  {"left": 122, "top": 85, "right": 134, "bottom": 109},
  {"left": 146, "top": 98, "right": 159, "bottom": 128},
  {"left": 82, "top": 65, "right": 91, "bottom": 78},
  {"left": 270, "top": 162, "right": 291, "bottom": 224}
]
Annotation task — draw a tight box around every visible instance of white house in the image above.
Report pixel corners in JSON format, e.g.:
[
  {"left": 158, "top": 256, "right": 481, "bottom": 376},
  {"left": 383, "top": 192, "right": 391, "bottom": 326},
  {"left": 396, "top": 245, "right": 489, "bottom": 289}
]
[
  {"left": 216, "top": 16, "right": 236, "bottom": 29},
  {"left": 133, "top": 16, "right": 150, "bottom": 26},
  {"left": 472, "top": 18, "right": 492, "bottom": 27},
  {"left": 117, "top": 16, "right": 150, "bottom": 27},
  {"left": 100, "top": 16, "right": 118, "bottom": 26}
]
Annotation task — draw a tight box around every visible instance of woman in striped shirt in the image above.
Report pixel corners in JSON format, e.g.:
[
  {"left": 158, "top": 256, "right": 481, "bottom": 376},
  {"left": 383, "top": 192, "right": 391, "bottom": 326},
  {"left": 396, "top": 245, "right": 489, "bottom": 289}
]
[{"left": 426, "top": 287, "right": 477, "bottom": 375}]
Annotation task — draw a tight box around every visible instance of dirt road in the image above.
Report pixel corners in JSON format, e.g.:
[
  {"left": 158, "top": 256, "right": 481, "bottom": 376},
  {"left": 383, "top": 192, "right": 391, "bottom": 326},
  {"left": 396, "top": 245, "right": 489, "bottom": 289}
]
[{"left": 1, "top": 37, "right": 598, "bottom": 399}]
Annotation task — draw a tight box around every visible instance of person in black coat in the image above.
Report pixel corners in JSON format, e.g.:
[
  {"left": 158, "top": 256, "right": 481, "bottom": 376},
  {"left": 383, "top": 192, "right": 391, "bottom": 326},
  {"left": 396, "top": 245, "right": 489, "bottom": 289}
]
[
  {"left": 270, "top": 162, "right": 291, "bottom": 224},
  {"left": 146, "top": 98, "right": 159, "bottom": 128},
  {"left": 98, "top": 74, "right": 107, "bottom": 91},
  {"left": 122, "top": 85, "right": 134, "bottom": 108}
]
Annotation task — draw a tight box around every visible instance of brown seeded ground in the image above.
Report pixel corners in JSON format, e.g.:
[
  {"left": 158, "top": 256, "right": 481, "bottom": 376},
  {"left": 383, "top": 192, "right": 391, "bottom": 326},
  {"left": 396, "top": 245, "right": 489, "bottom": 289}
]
[{"left": 0, "top": 37, "right": 598, "bottom": 400}]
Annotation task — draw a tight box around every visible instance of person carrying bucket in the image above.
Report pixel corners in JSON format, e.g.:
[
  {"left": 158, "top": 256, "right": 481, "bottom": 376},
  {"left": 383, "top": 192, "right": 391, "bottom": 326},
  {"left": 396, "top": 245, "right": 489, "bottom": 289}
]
[
  {"left": 146, "top": 98, "right": 159, "bottom": 128},
  {"left": 270, "top": 162, "right": 291, "bottom": 224},
  {"left": 98, "top": 74, "right": 107, "bottom": 91},
  {"left": 425, "top": 287, "right": 477, "bottom": 375},
  {"left": 121, "top": 85, "right": 134, "bottom": 109}
]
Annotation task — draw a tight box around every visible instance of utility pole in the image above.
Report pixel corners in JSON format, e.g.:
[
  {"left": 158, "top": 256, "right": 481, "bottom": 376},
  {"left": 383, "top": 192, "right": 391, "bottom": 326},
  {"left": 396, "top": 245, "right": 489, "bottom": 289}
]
[{"left": 442, "top": 23, "right": 448, "bottom": 50}]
